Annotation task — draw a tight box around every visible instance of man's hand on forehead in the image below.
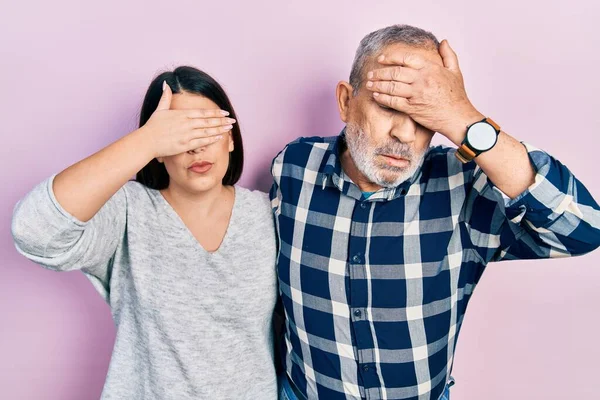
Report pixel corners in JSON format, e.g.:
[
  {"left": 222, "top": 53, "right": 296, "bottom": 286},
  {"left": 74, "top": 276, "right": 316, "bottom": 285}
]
[{"left": 364, "top": 39, "right": 484, "bottom": 145}]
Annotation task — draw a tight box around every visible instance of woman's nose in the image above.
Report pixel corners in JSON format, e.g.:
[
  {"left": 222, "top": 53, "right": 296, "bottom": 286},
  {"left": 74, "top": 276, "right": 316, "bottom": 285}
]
[{"left": 187, "top": 146, "right": 206, "bottom": 155}]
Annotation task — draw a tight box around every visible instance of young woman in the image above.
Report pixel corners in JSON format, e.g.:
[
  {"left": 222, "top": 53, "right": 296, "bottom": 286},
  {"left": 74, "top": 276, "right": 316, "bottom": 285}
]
[{"left": 11, "top": 66, "right": 279, "bottom": 399}]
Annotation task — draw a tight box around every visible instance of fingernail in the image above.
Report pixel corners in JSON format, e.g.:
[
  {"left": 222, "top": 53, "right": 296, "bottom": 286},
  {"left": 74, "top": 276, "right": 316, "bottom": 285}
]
[
  {"left": 162, "top": 81, "right": 166, "bottom": 91},
  {"left": 220, "top": 110, "right": 230, "bottom": 116},
  {"left": 367, "top": 71, "right": 374, "bottom": 79},
  {"left": 226, "top": 118, "right": 236, "bottom": 124},
  {"left": 373, "top": 92, "right": 380, "bottom": 97},
  {"left": 215, "top": 135, "right": 224, "bottom": 140},
  {"left": 378, "top": 55, "right": 385, "bottom": 62},
  {"left": 366, "top": 81, "right": 373, "bottom": 88},
  {"left": 225, "top": 125, "right": 233, "bottom": 130}
]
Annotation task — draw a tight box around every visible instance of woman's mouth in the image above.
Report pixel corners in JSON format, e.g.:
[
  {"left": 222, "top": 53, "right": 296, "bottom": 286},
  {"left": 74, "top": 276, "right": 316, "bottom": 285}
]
[{"left": 188, "top": 161, "right": 213, "bottom": 174}]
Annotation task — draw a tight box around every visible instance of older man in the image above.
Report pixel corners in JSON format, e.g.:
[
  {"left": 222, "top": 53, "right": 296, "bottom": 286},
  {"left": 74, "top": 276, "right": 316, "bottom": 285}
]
[{"left": 270, "top": 25, "right": 600, "bottom": 400}]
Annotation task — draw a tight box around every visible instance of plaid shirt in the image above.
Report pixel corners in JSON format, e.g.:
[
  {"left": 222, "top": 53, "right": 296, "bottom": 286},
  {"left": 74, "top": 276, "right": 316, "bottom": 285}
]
[{"left": 270, "top": 131, "right": 600, "bottom": 400}]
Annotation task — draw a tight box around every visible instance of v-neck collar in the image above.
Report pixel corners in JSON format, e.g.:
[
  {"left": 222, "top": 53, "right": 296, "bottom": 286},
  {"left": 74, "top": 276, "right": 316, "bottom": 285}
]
[{"left": 155, "top": 186, "right": 238, "bottom": 256}]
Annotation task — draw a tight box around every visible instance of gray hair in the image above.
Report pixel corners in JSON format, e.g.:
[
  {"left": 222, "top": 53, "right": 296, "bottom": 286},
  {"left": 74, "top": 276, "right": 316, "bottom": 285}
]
[{"left": 349, "top": 24, "right": 439, "bottom": 95}]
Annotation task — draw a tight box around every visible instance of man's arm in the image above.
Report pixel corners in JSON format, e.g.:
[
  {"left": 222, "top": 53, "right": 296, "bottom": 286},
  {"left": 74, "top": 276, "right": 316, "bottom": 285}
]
[
  {"left": 466, "top": 144, "right": 600, "bottom": 261},
  {"left": 366, "top": 39, "right": 537, "bottom": 198},
  {"left": 366, "top": 39, "right": 600, "bottom": 258}
]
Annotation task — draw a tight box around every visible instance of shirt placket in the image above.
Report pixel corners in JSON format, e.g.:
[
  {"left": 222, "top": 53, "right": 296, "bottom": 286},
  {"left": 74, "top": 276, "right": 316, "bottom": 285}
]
[{"left": 348, "top": 198, "right": 382, "bottom": 399}]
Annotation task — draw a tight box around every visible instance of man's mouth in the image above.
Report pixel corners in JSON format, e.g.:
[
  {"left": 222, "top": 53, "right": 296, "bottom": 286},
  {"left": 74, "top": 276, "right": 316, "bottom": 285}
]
[{"left": 380, "top": 154, "right": 410, "bottom": 168}]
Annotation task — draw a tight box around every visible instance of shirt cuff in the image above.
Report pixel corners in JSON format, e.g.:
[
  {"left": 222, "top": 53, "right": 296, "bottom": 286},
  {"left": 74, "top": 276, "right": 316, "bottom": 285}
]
[{"left": 492, "top": 143, "right": 571, "bottom": 229}]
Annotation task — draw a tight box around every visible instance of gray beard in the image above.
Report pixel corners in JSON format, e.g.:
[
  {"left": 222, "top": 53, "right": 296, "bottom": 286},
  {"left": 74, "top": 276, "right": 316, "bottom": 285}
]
[{"left": 344, "top": 123, "right": 426, "bottom": 188}]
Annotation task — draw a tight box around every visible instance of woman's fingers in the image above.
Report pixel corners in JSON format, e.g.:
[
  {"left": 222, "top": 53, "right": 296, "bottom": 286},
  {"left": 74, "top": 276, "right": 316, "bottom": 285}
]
[
  {"left": 184, "top": 109, "right": 230, "bottom": 119},
  {"left": 146, "top": 106, "right": 234, "bottom": 157},
  {"left": 187, "top": 124, "right": 233, "bottom": 140},
  {"left": 188, "top": 117, "right": 236, "bottom": 130},
  {"left": 186, "top": 134, "right": 225, "bottom": 151}
]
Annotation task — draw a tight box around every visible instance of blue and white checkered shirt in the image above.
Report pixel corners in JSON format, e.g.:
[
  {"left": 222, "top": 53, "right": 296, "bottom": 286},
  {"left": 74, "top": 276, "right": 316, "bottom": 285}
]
[{"left": 270, "top": 132, "right": 600, "bottom": 400}]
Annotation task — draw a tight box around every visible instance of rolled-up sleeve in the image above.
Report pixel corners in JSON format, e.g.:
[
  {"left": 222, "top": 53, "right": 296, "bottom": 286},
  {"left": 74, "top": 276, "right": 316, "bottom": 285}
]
[{"left": 493, "top": 143, "right": 600, "bottom": 260}]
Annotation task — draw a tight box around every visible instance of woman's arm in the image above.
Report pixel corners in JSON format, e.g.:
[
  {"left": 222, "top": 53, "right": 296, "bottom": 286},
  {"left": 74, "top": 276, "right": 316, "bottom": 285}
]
[
  {"left": 54, "top": 83, "right": 235, "bottom": 222},
  {"left": 11, "top": 83, "right": 235, "bottom": 291}
]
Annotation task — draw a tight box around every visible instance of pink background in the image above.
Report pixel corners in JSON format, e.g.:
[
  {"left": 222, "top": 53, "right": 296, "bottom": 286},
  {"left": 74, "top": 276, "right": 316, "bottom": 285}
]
[{"left": 1, "top": 1, "right": 599, "bottom": 399}]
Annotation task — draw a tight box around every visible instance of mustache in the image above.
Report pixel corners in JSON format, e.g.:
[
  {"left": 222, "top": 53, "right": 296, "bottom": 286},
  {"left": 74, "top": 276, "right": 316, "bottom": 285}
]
[
  {"left": 374, "top": 143, "right": 414, "bottom": 159},
  {"left": 345, "top": 123, "right": 414, "bottom": 159}
]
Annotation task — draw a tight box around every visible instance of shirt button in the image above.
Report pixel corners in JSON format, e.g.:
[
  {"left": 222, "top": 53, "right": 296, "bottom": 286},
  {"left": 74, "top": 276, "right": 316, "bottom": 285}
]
[
  {"left": 363, "top": 365, "right": 370, "bottom": 372},
  {"left": 352, "top": 254, "right": 362, "bottom": 263},
  {"left": 360, "top": 202, "right": 367, "bottom": 209},
  {"left": 353, "top": 309, "right": 362, "bottom": 318}
]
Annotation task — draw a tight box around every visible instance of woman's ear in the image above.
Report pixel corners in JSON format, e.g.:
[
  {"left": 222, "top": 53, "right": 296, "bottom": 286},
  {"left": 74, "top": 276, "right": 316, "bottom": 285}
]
[{"left": 228, "top": 132, "right": 234, "bottom": 152}]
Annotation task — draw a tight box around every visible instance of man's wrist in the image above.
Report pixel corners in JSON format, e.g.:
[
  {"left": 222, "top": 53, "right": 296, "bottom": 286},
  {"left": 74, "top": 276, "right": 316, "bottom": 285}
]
[{"left": 444, "top": 109, "right": 485, "bottom": 147}]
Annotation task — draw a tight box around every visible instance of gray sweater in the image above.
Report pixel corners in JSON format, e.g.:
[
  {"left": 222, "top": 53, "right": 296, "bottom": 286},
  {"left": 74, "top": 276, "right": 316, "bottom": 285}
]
[{"left": 11, "top": 176, "right": 279, "bottom": 400}]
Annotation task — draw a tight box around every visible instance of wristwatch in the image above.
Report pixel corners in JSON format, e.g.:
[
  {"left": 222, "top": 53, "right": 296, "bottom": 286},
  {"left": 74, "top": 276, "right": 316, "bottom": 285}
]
[{"left": 455, "top": 117, "right": 501, "bottom": 163}]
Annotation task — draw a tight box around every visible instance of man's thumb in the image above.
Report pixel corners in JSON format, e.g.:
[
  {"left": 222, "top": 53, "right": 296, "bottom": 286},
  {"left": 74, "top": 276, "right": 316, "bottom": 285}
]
[{"left": 440, "top": 39, "right": 459, "bottom": 71}]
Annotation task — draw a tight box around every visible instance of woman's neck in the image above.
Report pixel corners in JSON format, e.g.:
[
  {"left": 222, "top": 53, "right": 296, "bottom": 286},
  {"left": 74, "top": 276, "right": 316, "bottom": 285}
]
[{"left": 161, "top": 183, "right": 233, "bottom": 218}]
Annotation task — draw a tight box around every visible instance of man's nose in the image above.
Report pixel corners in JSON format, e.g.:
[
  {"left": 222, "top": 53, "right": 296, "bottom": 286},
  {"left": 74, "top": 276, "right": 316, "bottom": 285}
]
[{"left": 390, "top": 115, "right": 417, "bottom": 144}]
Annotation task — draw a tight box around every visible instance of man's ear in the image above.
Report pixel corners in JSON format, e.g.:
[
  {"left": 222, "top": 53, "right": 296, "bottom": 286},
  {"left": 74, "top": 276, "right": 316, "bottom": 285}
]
[{"left": 336, "top": 81, "right": 354, "bottom": 123}]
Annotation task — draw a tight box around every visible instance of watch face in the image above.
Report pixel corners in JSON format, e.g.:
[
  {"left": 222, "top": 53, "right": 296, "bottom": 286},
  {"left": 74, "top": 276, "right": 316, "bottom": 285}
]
[{"left": 467, "top": 122, "right": 497, "bottom": 151}]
